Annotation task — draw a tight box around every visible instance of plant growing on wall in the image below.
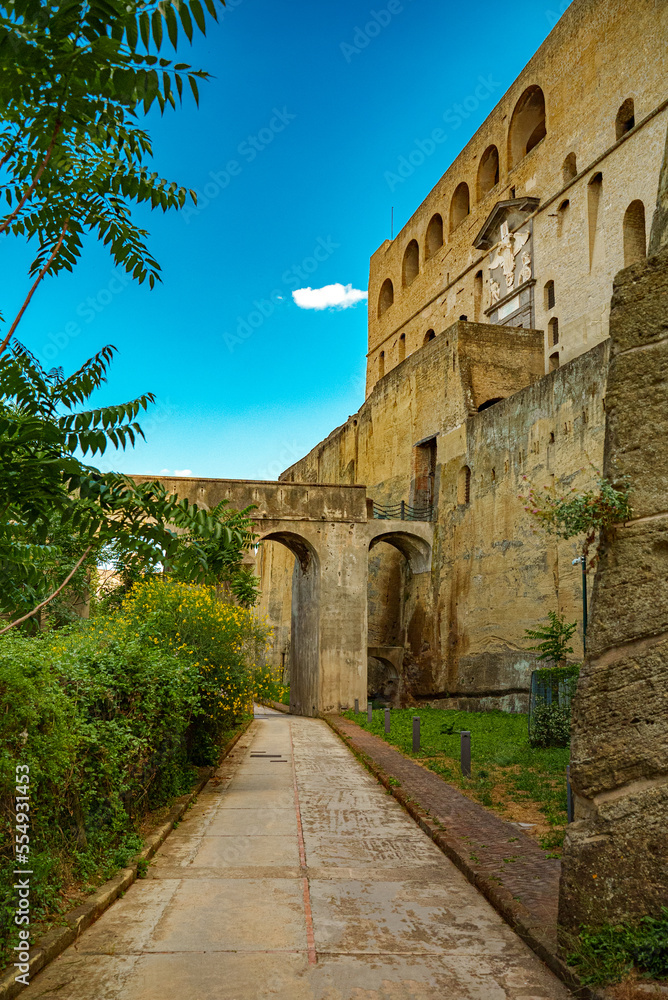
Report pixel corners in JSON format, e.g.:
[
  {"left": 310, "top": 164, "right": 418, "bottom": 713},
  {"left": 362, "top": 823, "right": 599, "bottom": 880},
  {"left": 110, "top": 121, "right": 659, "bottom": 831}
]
[
  {"left": 524, "top": 611, "right": 577, "bottom": 665},
  {"left": 518, "top": 472, "right": 632, "bottom": 560}
]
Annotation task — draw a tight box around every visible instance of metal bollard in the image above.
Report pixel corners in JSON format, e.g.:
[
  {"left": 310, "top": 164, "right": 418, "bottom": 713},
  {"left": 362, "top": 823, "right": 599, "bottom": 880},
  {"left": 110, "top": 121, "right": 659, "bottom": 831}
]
[
  {"left": 566, "top": 765, "right": 574, "bottom": 823},
  {"left": 367, "top": 703, "right": 373, "bottom": 725},
  {"left": 460, "top": 731, "right": 471, "bottom": 778},
  {"left": 354, "top": 698, "right": 359, "bottom": 714},
  {"left": 412, "top": 716, "right": 420, "bottom": 752},
  {"left": 384, "top": 707, "right": 391, "bottom": 734}
]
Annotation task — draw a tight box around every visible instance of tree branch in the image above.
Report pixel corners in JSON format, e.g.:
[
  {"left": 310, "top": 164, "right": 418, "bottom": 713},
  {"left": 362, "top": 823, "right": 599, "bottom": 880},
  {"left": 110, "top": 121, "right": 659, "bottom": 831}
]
[
  {"left": 0, "top": 218, "right": 69, "bottom": 354},
  {"left": 0, "top": 122, "right": 61, "bottom": 237},
  {"left": 0, "top": 545, "right": 93, "bottom": 635}
]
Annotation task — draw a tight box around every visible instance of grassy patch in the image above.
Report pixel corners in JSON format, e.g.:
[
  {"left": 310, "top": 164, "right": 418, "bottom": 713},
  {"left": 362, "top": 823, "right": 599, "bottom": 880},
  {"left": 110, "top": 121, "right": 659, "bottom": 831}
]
[
  {"left": 567, "top": 910, "right": 668, "bottom": 986},
  {"left": 343, "top": 706, "right": 569, "bottom": 848}
]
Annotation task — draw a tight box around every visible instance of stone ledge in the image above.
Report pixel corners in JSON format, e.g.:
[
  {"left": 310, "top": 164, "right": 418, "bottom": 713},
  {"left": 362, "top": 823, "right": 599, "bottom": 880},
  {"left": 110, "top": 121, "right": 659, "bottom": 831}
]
[
  {"left": 0, "top": 719, "right": 253, "bottom": 1000},
  {"left": 325, "top": 713, "right": 606, "bottom": 1000}
]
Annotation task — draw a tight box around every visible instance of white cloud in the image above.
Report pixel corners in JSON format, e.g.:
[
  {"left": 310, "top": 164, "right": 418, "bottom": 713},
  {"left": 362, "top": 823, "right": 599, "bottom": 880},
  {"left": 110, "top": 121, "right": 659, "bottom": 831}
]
[
  {"left": 159, "top": 468, "right": 193, "bottom": 477},
  {"left": 292, "top": 283, "right": 368, "bottom": 311}
]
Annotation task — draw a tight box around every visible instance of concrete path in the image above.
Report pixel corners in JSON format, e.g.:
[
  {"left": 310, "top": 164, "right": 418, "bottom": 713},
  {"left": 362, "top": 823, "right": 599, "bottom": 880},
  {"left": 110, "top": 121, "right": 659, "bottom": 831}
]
[{"left": 22, "top": 708, "right": 573, "bottom": 999}]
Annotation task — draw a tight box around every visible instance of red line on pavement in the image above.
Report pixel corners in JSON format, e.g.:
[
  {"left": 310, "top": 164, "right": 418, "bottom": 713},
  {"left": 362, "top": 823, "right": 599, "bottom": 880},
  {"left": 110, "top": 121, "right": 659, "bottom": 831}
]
[{"left": 288, "top": 719, "right": 317, "bottom": 965}]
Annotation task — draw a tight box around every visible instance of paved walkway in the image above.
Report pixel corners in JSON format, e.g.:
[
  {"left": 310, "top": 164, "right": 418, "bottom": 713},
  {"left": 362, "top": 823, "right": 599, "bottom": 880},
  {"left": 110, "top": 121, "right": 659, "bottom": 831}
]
[
  {"left": 331, "top": 715, "right": 562, "bottom": 945},
  {"left": 22, "top": 708, "right": 572, "bottom": 999}
]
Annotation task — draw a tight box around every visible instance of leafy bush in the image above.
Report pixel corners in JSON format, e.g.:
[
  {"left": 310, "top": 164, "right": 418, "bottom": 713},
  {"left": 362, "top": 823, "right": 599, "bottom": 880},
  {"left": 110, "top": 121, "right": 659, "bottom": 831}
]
[
  {"left": 528, "top": 701, "right": 572, "bottom": 748},
  {"left": 0, "top": 578, "right": 270, "bottom": 964},
  {"left": 568, "top": 909, "right": 668, "bottom": 985}
]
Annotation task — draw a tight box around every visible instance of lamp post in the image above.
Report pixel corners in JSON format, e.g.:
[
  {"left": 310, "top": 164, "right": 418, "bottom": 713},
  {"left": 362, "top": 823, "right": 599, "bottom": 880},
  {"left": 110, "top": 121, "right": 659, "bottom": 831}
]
[{"left": 572, "top": 555, "right": 588, "bottom": 654}]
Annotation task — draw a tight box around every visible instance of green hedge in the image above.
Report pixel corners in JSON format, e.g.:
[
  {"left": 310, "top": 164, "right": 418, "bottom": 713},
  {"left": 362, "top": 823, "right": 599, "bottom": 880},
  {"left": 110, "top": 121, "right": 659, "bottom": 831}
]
[{"left": 0, "top": 579, "right": 269, "bottom": 965}]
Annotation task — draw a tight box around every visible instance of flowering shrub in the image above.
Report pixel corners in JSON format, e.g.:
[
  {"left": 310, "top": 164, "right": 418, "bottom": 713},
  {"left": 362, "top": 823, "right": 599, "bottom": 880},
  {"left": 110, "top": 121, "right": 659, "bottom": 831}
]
[
  {"left": 118, "top": 579, "right": 272, "bottom": 764},
  {"left": 0, "top": 578, "right": 271, "bottom": 965}
]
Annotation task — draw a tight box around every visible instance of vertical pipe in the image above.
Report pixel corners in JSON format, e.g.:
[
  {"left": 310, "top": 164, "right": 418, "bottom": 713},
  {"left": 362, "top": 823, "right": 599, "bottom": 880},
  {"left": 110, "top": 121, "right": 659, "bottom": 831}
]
[
  {"left": 582, "top": 558, "right": 588, "bottom": 654},
  {"left": 401, "top": 500, "right": 405, "bottom": 521},
  {"left": 460, "top": 731, "right": 471, "bottom": 778},
  {"left": 412, "top": 716, "right": 420, "bottom": 752},
  {"left": 384, "top": 707, "right": 390, "bottom": 734}
]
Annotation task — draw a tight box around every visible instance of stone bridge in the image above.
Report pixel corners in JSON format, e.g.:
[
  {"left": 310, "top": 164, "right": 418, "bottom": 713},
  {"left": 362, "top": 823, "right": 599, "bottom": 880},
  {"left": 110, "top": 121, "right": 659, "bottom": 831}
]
[{"left": 134, "top": 476, "right": 433, "bottom": 717}]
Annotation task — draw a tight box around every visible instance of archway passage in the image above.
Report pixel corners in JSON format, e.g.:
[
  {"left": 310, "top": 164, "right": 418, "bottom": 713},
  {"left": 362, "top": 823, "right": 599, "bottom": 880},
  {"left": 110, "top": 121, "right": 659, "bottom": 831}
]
[
  {"left": 261, "top": 531, "right": 320, "bottom": 718},
  {"left": 508, "top": 85, "right": 546, "bottom": 167}
]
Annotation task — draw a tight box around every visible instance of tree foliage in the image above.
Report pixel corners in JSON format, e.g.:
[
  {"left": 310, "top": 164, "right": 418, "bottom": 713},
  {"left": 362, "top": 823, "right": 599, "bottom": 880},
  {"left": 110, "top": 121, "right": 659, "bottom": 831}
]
[
  {"left": 0, "top": 343, "right": 258, "bottom": 627},
  {"left": 524, "top": 611, "right": 577, "bottom": 666},
  {"left": 0, "top": 0, "right": 224, "bottom": 350}
]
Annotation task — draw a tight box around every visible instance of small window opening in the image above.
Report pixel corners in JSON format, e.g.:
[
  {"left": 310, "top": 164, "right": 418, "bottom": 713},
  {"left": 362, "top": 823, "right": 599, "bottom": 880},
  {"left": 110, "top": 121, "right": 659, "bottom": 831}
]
[
  {"left": 450, "top": 182, "right": 470, "bottom": 232},
  {"left": 474, "top": 270, "right": 483, "bottom": 321},
  {"left": 457, "top": 465, "right": 471, "bottom": 505},
  {"left": 587, "top": 172, "right": 603, "bottom": 269},
  {"left": 508, "top": 85, "right": 546, "bottom": 167},
  {"left": 549, "top": 431, "right": 555, "bottom": 444},
  {"left": 398, "top": 333, "right": 406, "bottom": 362},
  {"left": 549, "top": 317, "right": 559, "bottom": 346},
  {"left": 378, "top": 351, "right": 385, "bottom": 378},
  {"left": 616, "top": 98, "right": 635, "bottom": 140},
  {"left": 545, "top": 280, "right": 555, "bottom": 310},
  {"left": 623, "top": 200, "right": 647, "bottom": 266},
  {"left": 562, "top": 152, "right": 577, "bottom": 183},
  {"left": 478, "top": 397, "right": 504, "bottom": 412},
  {"left": 378, "top": 278, "right": 394, "bottom": 317},
  {"left": 424, "top": 329, "right": 435, "bottom": 345},
  {"left": 477, "top": 145, "right": 500, "bottom": 200},
  {"left": 549, "top": 352, "right": 560, "bottom": 372},
  {"left": 425, "top": 214, "right": 444, "bottom": 260},
  {"left": 402, "top": 240, "right": 419, "bottom": 287}
]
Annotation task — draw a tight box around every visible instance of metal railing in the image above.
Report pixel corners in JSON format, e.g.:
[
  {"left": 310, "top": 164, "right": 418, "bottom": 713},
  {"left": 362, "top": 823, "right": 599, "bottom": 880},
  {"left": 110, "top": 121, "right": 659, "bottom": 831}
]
[{"left": 372, "top": 500, "right": 433, "bottom": 522}]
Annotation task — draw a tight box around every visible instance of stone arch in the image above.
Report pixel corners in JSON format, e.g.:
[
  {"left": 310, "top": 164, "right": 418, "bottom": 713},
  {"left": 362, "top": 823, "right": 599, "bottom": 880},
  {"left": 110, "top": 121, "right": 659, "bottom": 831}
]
[
  {"left": 378, "top": 278, "right": 394, "bottom": 317},
  {"left": 623, "top": 200, "right": 646, "bottom": 266},
  {"left": 508, "top": 85, "right": 546, "bottom": 168},
  {"left": 368, "top": 526, "right": 432, "bottom": 575},
  {"left": 425, "top": 213, "right": 444, "bottom": 260},
  {"left": 259, "top": 529, "right": 321, "bottom": 717},
  {"left": 477, "top": 144, "right": 500, "bottom": 199},
  {"left": 402, "top": 239, "right": 419, "bottom": 286},
  {"left": 616, "top": 97, "right": 635, "bottom": 140},
  {"left": 450, "top": 182, "right": 470, "bottom": 232}
]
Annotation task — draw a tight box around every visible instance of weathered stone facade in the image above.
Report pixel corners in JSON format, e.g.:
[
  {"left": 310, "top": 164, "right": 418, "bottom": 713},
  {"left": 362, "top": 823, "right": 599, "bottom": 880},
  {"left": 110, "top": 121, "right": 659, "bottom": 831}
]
[
  {"left": 558, "top": 245, "right": 668, "bottom": 930},
  {"left": 367, "top": 0, "right": 667, "bottom": 395},
  {"left": 255, "top": 0, "right": 666, "bottom": 709}
]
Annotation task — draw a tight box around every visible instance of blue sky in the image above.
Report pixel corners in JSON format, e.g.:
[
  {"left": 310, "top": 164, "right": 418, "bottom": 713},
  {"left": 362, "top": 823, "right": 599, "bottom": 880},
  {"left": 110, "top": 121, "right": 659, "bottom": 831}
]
[{"left": 7, "top": 0, "right": 569, "bottom": 480}]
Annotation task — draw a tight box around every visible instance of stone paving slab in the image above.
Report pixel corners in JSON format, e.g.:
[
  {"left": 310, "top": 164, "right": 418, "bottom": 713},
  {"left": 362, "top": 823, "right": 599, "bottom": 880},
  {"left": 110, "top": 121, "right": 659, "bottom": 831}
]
[
  {"left": 328, "top": 714, "right": 562, "bottom": 941},
  {"left": 17, "top": 706, "right": 573, "bottom": 1000}
]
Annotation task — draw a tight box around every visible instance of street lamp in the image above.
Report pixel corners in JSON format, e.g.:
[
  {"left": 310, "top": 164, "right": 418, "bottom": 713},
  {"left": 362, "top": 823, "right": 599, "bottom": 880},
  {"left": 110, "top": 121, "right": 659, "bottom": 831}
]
[{"left": 572, "top": 555, "right": 588, "bottom": 654}]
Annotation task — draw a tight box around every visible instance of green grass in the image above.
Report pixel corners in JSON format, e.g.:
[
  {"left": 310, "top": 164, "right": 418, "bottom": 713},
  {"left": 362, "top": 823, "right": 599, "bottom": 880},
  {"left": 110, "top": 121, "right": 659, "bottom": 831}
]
[
  {"left": 567, "top": 910, "right": 668, "bottom": 986},
  {"left": 343, "top": 706, "right": 570, "bottom": 844}
]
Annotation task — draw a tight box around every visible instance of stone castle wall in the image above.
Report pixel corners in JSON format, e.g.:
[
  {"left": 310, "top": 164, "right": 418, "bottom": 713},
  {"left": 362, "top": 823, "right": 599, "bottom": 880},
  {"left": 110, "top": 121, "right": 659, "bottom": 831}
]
[
  {"left": 366, "top": 0, "right": 667, "bottom": 394},
  {"left": 257, "top": 326, "right": 608, "bottom": 705}
]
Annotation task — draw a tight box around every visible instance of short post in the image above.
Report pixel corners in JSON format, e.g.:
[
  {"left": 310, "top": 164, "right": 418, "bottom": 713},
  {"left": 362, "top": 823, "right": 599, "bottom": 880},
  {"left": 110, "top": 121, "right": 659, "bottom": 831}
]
[
  {"left": 460, "top": 731, "right": 471, "bottom": 778},
  {"left": 412, "top": 715, "right": 420, "bottom": 752},
  {"left": 367, "top": 703, "right": 373, "bottom": 725},
  {"left": 566, "top": 765, "right": 574, "bottom": 823},
  {"left": 354, "top": 698, "right": 359, "bottom": 714},
  {"left": 400, "top": 500, "right": 406, "bottom": 521},
  {"left": 384, "top": 707, "right": 390, "bottom": 734}
]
